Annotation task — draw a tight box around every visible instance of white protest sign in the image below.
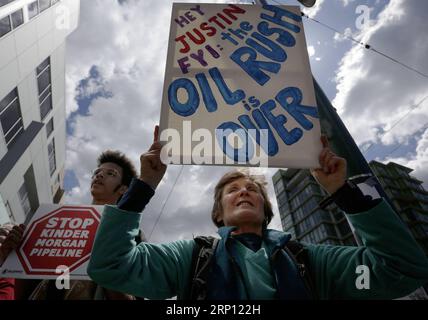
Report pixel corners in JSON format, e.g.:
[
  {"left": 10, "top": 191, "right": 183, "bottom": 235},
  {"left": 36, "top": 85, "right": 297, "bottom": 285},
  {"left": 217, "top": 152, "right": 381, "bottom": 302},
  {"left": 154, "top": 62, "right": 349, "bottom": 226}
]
[
  {"left": 0, "top": 204, "right": 102, "bottom": 280},
  {"left": 159, "top": 3, "right": 321, "bottom": 168}
]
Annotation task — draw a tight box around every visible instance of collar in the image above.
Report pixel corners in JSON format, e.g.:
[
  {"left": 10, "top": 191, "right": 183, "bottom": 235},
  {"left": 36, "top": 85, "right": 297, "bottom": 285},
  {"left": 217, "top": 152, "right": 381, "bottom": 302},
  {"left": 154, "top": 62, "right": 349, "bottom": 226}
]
[{"left": 217, "top": 227, "right": 292, "bottom": 252}]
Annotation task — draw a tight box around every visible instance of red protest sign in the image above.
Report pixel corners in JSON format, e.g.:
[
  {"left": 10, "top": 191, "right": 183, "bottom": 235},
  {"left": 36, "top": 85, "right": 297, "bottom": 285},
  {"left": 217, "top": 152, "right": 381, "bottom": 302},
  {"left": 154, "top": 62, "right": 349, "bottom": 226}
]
[{"left": 1, "top": 205, "right": 101, "bottom": 279}]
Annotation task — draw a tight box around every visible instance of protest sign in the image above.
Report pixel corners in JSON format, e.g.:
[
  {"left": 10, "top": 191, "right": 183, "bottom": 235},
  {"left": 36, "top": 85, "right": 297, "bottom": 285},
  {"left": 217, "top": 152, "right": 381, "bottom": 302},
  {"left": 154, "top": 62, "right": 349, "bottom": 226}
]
[
  {"left": 0, "top": 204, "right": 102, "bottom": 280},
  {"left": 159, "top": 3, "right": 321, "bottom": 168}
]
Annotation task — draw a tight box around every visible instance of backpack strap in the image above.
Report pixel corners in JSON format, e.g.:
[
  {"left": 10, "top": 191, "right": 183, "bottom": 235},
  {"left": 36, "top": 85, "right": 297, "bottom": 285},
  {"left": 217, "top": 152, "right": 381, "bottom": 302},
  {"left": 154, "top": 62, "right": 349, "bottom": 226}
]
[
  {"left": 284, "top": 240, "right": 318, "bottom": 300},
  {"left": 187, "top": 236, "right": 318, "bottom": 300},
  {"left": 188, "top": 236, "right": 219, "bottom": 300}
]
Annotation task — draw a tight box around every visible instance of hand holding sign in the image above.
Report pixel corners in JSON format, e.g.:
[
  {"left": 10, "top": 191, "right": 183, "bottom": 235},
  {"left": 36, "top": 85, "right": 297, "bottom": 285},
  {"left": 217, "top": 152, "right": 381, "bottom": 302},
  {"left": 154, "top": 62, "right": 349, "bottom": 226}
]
[
  {"left": 139, "top": 126, "right": 167, "bottom": 190},
  {"left": 0, "top": 224, "right": 25, "bottom": 266},
  {"left": 311, "top": 136, "right": 347, "bottom": 195},
  {"left": 0, "top": 205, "right": 101, "bottom": 279}
]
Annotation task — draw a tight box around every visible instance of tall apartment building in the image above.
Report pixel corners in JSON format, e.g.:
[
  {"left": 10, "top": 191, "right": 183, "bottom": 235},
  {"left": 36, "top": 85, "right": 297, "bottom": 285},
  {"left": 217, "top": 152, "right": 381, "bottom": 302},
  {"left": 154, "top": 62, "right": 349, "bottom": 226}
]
[
  {"left": 272, "top": 169, "right": 357, "bottom": 246},
  {"left": 273, "top": 161, "right": 428, "bottom": 252},
  {"left": 370, "top": 161, "right": 428, "bottom": 255},
  {"left": 0, "top": 0, "right": 79, "bottom": 225}
]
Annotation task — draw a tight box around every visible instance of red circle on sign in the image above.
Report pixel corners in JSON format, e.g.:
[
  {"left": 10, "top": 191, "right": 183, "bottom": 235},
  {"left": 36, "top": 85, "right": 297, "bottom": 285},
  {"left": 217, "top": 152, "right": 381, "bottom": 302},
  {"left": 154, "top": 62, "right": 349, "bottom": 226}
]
[{"left": 17, "top": 206, "right": 101, "bottom": 276}]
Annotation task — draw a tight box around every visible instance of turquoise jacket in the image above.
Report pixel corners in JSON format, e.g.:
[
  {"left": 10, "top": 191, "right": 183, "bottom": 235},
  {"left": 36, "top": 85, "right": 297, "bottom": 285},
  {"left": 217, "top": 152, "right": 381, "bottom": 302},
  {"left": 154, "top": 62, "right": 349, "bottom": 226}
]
[{"left": 87, "top": 200, "right": 428, "bottom": 300}]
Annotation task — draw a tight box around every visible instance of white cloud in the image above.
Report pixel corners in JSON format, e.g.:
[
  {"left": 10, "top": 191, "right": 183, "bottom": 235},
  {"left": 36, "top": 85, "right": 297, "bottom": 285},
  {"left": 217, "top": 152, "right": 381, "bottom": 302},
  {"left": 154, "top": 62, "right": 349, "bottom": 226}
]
[
  {"left": 308, "top": 45, "right": 315, "bottom": 57},
  {"left": 333, "top": 27, "right": 353, "bottom": 43},
  {"left": 332, "top": 0, "right": 428, "bottom": 161},
  {"left": 302, "top": 0, "right": 325, "bottom": 18},
  {"left": 385, "top": 127, "right": 428, "bottom": 189},
  {"left": 308, "top": 45, "right": 322, "bottom": 63},
  {"left": 65, "top": 0, "right": 178, "bottom": 205},
  {"left": 331, "top": 0, "right": 428, "bottom": 194},
  {"left": 340, "top": 0, "right": 357, "bottom": 7},
  {"left": 409, "top": 128, "right": 428, "bottom": 189}
]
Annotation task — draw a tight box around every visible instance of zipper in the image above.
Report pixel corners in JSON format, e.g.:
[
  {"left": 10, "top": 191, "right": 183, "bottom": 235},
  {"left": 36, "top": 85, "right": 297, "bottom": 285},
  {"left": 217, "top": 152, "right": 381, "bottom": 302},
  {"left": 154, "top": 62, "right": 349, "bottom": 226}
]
[
  {"left": 269, "top": 249, "right": 280, "bottom": 295},
  {"left": 227, "top": 241, "right": 250, "bottom": 299},
  {"left": 282, "top": 245, "right": 317, "bottom": 299}
]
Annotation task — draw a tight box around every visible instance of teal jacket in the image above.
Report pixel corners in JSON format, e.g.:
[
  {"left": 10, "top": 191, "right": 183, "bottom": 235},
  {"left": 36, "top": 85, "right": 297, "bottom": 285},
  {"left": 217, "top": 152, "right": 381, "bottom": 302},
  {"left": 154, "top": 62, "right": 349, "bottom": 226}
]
[{"left": 87, "top": 199, "right": 428, "bottom": 300}]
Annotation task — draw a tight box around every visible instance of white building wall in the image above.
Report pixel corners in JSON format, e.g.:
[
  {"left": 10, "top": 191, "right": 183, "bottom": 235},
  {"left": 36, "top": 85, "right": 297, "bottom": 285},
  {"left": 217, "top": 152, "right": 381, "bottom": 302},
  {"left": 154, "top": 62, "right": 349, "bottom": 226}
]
[{"left": 0, "top": 0, "right": 80, "bottom": 224}]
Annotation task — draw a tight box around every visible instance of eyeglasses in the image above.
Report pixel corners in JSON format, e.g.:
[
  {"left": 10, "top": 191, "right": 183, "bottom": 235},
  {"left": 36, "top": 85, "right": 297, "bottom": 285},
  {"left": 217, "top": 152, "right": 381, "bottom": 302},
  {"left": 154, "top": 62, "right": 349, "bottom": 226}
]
[{"left": 91, "top": 168, "right": 121, "bottom": 179}]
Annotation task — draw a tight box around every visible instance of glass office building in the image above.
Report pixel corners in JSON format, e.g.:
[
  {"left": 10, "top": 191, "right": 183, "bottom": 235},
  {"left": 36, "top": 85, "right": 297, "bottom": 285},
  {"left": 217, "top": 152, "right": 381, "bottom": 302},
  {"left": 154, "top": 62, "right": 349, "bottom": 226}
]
[{"left": 273, "top": 169, "right": 357, "bottom": 246}]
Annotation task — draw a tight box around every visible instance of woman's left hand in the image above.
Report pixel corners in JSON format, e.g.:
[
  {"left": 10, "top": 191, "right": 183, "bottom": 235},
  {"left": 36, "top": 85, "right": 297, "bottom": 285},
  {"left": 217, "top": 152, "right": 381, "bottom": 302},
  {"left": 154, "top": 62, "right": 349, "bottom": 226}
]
[{"left": 311, "top": 136, "right": 347, "bottom": 195}]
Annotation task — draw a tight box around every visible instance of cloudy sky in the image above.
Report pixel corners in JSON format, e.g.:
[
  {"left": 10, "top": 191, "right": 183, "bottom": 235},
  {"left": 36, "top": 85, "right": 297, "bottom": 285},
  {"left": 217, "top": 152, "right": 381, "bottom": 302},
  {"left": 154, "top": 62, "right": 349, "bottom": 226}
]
[{"left": 64, "top": 0, "right": 428, "bottom": 243}]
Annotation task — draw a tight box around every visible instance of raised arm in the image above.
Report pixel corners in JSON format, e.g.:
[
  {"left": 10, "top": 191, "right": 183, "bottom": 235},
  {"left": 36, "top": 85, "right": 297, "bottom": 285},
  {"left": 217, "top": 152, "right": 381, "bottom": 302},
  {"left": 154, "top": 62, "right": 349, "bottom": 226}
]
[
  {"left": 87, "top": 126, "right": 194, "bottom": 299},
  {"left": 307, "top": 137, "right": 428, "bottom": 299}
]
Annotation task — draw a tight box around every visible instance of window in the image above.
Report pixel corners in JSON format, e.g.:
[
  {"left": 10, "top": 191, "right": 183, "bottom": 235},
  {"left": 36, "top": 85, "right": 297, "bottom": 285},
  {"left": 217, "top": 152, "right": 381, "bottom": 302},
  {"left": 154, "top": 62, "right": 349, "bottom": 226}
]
[
  {"left": 301, "top": 197, "right": 318, "bottom": 215},
  {"left": 28, "top": 1, "right": 39, "bottom": 19},
  {"left": 279, "top": 202, "right": 290, "bottom": 215},
  {"left": 5, "top": 201, "right": 15, "bottom": 222},
  {"left": 275, "top": 180, "right": 284, "bottom": 194},
  {"left": 46, "top": 117, "right": 54, "bottom": 137},
  {"left": 19, "top": 182, "right": 31, "bottom": 216},
  {"left": 37, "top": 57, "right": 50, "bottom": 74},
  {"left": 37, "top": 58, "right": 52, "bottom": 120},
  {"left": 277, "top": 191, "right": 288, "bottom": 207},
  {"left": 48, "top": 138, "right": 56, "bottom": 176},
  {"left": 0, "top": 9, "right": 25, "bottom": 38},
  {"left": 290, "top": 196, "right": 298, "bottom": 211},
  {"left": 281, "top": 214, "right": 293, "bottom": 230},
  {"left": 39, "top": 0, "right": 51, "bottom": 12},
  {"left": 0, "top": 88, "right": 24, "bottom": 147},
  {"left": 318, "top": 210, "right": 332, "bottom": 222},
  {"left": 0, "top": 0, "right": 16, "bottom": 8},
  {"left": 377, "top": 166, "right": 387, "bottom": 177},
  {"left": 37, "top": 67, "right": 51, "bottom": 93},
  {"left": 52, "top": 172, "right": 61, "bottom": 196},
  {"left": 0, "top": 88, "right": 17, "bottom": 111},
  {"left": 0, "top": 15, "right": 11, "bottom": 38},
  {"left": 11, "top": 9, "right": 23, "bottom": 29},
  {"left": 295, "top": 214, "right": 320, "bottom": 237},
  {"left": 324, "top": 224, "right": 337, "bottom": 237},
  {"left": 289, "top": 177, "right": 309, "bottom": 199},
  {"left": 293, "top": 206, "right": 304, "bottom": 223},
  {"left": 40, "top": 95, "right": 52, "bottom": 120},
  {"left": 338, "top": 220, "right": 352, "bottom": 237}
]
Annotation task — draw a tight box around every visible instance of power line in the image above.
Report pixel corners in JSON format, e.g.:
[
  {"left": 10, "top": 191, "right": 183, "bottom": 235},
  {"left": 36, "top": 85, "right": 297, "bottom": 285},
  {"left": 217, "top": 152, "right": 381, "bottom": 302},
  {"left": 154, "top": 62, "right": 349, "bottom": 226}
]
[
  {"left": 269, "top": 0, "right": 428, "bottom": 80},
  {"left": 381, "top": 122, "right": 428, "bottom": 160},
  {"left": 147, "top": 165, "right": 185, "bottom": 241},
  {"left": 369, "top": 48, "right": 428, "bottom": 80},
  {"left": 363, "top": 95, "right": 428, "bottom": 155},
  {"left": 266, "top": 0, "right": 428, "bottom": 155}
]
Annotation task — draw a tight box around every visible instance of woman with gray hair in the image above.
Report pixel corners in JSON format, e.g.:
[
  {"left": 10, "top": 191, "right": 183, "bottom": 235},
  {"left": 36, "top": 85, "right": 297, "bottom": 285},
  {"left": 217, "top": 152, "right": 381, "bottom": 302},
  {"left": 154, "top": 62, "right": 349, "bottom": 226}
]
[{"left": 88, "top": 126, "right": 428, "bottom": 300}]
